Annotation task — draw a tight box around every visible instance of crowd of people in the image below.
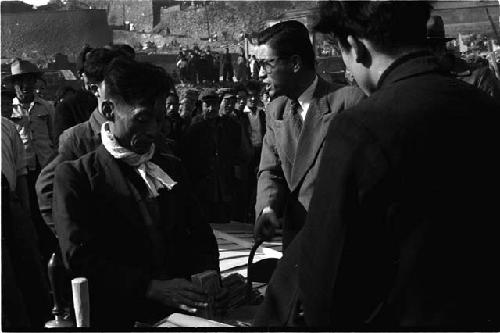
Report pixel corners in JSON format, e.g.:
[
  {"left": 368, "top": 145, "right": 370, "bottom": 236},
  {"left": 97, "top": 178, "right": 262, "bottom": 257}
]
[
  {"left": 2, "top": 0, "right": 500, "bottom": 330},
  {"left": 176, "top": 46, "right": 262, "bottom": 85}
]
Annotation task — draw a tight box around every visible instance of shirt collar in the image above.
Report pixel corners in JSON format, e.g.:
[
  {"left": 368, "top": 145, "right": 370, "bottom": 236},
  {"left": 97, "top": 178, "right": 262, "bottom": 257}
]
[
  {"left": 297, "top": 75, "right": 318, "bottom": 110},
  {"left": 12, "top": 95, "right": 42, "bottom": 107}
]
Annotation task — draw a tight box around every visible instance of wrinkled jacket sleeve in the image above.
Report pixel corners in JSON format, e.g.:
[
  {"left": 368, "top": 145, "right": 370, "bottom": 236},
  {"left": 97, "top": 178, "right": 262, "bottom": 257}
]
[
  {"left": 35, "top": 131, "right": 76, "bottom": 232},
  {"left": 255, "top": 100, "right": 288, "bottom": 218},
  {"left": 53, "top": 162, "right": 151, "bottom": 303}
]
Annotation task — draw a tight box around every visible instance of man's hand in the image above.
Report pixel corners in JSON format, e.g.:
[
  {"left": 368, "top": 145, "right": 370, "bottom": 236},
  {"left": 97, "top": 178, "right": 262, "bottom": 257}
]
[
  {"left": 254, "top": 207, "right": 280, "bottom": 241},
  {"left": 146, "top": 279, "right": 208, "bottom": 314}
]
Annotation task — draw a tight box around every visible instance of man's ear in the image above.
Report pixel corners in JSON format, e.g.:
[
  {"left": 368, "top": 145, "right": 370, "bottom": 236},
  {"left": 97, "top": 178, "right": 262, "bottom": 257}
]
[
  {"left": 101, "top": 101, "right": 115, "bottom": 121},
  {"left": 289, "top": 55, "right": 302, "bottom": 73},
  {"left": 347, "top": 35, "right": 369, "bottom": 65}
]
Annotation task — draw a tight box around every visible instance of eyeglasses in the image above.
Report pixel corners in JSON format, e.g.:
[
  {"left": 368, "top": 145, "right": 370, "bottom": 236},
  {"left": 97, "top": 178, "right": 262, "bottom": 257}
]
[{"left": 260, "top": 57, "right": 286, "bottom": 73}]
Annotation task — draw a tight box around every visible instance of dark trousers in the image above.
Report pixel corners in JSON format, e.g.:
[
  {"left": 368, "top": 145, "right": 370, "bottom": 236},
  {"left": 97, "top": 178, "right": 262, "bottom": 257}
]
[
  {"left": 247, "top": 145, "right": 262, "bottom": 223},
  {"left": 28, "top": 167, "right": 58, "bottom": 267}
]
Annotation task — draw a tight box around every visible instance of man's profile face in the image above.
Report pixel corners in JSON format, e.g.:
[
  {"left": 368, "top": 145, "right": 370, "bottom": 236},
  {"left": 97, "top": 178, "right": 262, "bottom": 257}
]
[
  {"left": 166, "top": 95, "right": 180, "bottom": 116},
  {"left": 111, "top": 94, "right": 166, "bottom": 155},
  {"left": 13, "top": 75, "right": 36, "bottom": 104},
  {"left": 260, "top": 44, "right": 293, "bottom": 99},
  {"left": 201, "top": 98, "right": 220, "bottom": 120}
]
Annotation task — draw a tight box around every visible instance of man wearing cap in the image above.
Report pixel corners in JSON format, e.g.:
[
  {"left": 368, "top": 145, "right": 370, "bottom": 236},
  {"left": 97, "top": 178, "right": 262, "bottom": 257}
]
[
  {"left": 181, "top": 89, "right": 241, "bottom": 223},
  {"left": 427, "top": 15, "right": 500, "bottom": 102},
  {"left": 218, "top": 87, "right": 254, "bottom": 223}
]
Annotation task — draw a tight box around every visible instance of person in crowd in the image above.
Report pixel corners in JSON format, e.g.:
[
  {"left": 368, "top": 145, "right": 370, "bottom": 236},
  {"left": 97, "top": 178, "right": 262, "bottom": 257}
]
[
  {"left": 218, "top": 88, "right": 237, "bottom": 117},
  {"left": 36, "top": 48, "right": 157, "bottom": 232},
  {"left": 181, "top": 89, "right": 241, "bottom": 223},
  {"left": 240, "top": 81, "right": 266, "bottom": 223},
  {"left": 427, "top": 15, "right": 500, "bottom": 103},
  {"left": 53, "top": 58, "right": 223, "bottom": 328},
  {"left": 235, "top": 54, "right": 249, "bottom": 83},
  {"left": 165, "top": 92, "right": 187, "bottom": 155},
  {"left": 177, "top": 54, "right": 189, "bottom": 84},
  {"left": 204, "top": 49, "right": 215, "bottom": 84},
  {"left": 259, "top": 1, "right": 500, "bottom": 328},
  {"left": 234, "top": 84, "right": 248, "bottom": 118},
  {"left": 222, "top": 48, "right": 234, "bottom": 83},
  {"left": 218, "top": 87, "right": 253, "bottom": 223},
  {"left": 53, "top": 45, "right": 97, "bottom": 144},
  {"left": 253, "top": 20, "right": 365, "bottom": 249},
  {"left": 179, "top": 88, "right": 199, "bottom": 125},
  {"left": 250, "top": 55, "right": 260, "bottom": 80},
  {"left": 1, "top": 115, "right": 52, "bottom": 329},
  {"left": 5, "top": 58, "right": 58, "bottom": 264}
]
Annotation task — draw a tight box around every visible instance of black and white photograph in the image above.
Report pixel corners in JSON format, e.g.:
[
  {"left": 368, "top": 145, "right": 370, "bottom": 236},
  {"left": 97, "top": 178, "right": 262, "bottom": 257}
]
[{"left": 1, "top": 0, "right": 500, "bottom": 330}]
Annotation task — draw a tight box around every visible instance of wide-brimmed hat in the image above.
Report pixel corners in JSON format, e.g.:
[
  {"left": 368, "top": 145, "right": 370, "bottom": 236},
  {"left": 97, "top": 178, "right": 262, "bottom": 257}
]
[
  {"left": 426, "top": 16, "right": 455, "bottom": 42},
  {"left": 4, "top": 58, "right": 43, "bottom": 84}
]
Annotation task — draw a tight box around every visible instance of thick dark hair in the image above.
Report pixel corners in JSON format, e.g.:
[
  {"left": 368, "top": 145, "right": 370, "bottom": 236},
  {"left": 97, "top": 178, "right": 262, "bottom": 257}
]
[
  {"left": 104, "top": 57, "right": 172, "bottom": 107},
  {"left": 84, "top": 48, "right": 125, "bottom": 83},
  {"left": 314, "top": 1, "right": 433, "bottom": 54},
  {"left": 76, "top": 45, "right": 93, "bottom": 75},
  {"left": 257, "top": 20, "right": 315, "bottom": 70},
  {"left": 104, "top": 43, "right": 135, "bottom": 59}
]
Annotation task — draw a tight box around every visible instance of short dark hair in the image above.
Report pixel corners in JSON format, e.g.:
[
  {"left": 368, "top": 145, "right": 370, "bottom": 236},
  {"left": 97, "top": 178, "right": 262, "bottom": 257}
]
[
  {"left": 314, "top": 1, "right": 433, "bottom": 54},
  {"left": 257, "top": 20, "right": 315, "bottom": 70},
  {"left": 76, "top": 45, "right": 93, "bottom": 75},
  {"left": 104, "top": 43, "right": 135, "bottom": 59},
  {"left": 104, "top": 58, "right": 172, "bottom": 107},
  {"left": 84, "top": 48, "right": 124, "bottom": 83}
]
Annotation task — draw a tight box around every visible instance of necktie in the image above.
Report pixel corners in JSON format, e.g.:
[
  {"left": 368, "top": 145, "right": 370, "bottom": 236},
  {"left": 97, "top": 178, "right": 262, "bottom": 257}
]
[{"left": 290, "top": 99, "right": 303, "bottom": 137}]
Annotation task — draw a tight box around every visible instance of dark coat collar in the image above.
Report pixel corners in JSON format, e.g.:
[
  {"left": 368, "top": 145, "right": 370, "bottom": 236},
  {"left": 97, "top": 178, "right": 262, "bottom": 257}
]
[
  {"left": 377, "top": 51, "right": 441, "bottom": 90},
  {"left": 89, "top": 108, "right": 106, "bottom": 135}
]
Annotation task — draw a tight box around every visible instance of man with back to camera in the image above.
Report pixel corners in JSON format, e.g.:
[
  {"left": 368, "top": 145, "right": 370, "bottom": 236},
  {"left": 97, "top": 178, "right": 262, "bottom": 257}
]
[
  {"left": 261, "top": 1, "right": 500, "bottom": 328},
  {"left": 253, "top": 20, "right": 365, "bottom": 249}
]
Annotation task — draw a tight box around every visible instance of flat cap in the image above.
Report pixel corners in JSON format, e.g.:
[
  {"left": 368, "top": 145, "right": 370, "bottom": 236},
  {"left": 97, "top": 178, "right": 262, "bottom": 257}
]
[{"left": 198, "top": 88, "right": 219, "bottom": 101}]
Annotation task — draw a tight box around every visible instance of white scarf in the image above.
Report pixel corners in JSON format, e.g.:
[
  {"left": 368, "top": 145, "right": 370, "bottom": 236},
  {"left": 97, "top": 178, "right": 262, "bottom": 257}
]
[{"left": 101, "top": 122, "right": 176, "bottom": 197}]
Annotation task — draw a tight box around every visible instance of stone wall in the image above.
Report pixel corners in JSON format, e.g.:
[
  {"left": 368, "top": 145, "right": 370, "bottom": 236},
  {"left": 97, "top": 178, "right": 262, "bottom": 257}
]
[
  {"left": 80, "top": 0, "right": 153, "bottom": 32},
  {"left": 159, "top": 2, "right": 313, "bottom": 43},
  {"left": 1, "top": 9, "right": 112, "bottom": 64}
]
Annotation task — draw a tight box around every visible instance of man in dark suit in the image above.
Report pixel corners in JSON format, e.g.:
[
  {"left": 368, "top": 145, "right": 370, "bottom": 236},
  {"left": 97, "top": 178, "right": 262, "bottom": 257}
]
[
  {"left": 295, "top": 1, "right": 499, "bottom": 329},
  {"left": 53, "top": 58, "right": 221, "bottom": 328},
  {"left": 181, "top": 89, "right": 242, "bottom": 223},
  {"left": 253, "top": 20, "right": 365, "bottom": 248}
]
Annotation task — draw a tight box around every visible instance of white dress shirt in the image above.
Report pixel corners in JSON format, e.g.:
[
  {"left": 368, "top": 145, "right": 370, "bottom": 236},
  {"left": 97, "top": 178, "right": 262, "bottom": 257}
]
[{"left": 297, "top": 75, "right": 318, "bottom": 121}]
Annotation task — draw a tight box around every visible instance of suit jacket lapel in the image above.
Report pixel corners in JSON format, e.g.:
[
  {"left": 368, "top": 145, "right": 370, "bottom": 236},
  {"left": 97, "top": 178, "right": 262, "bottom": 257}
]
[
  {"left": 97, "top": 146, "right": 148, "bottom": 231},
  {"left": 278, "top": 99, "right": 300, "bottom": 173},
  {"left": 290, "top": 79, "right": 333, "bottom": 190}
]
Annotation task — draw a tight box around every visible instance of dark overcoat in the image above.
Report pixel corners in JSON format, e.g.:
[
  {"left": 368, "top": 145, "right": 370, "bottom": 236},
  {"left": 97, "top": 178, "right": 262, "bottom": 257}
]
[
  {"left": 256, "top": 52, "right": 500, "bottom": 328},
  {"left": 53, "top": 145, "right": 219, "bottom": 328},
  {"left": 181, "top": 116, "right": 241, "bottom": 205},
  {"left": 255, "top": 77, "right": 365, "bottom": 248}
]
